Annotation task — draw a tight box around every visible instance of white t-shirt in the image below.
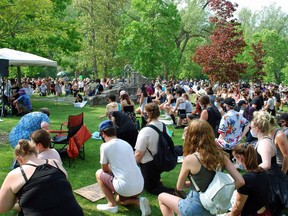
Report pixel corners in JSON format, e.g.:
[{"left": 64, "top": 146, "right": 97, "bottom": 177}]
[
  {"left": 38, "top": 148, "right": 62, "bottom": 163},
  {"left": 100, "top": 138, "right": 144, "bottom": 196},
  {"left": 135, "top": 120, "right": 167, "bottom": 164}
]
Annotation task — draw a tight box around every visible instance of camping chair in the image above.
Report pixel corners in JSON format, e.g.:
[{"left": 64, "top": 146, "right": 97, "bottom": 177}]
[{"left": 49, "top": 112, "right": 91, "bottom": 166}]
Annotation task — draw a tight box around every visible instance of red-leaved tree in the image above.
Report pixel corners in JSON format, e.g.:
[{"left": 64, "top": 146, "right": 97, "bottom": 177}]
[{"left": 193, "top": 0, "right": 247, "bottom": 84}]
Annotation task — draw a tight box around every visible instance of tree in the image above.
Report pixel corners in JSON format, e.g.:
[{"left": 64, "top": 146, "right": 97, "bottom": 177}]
[
  {"left": 73, "top": 0, "right": 128, "bottom": 78},
  {"left": 238, "top": 4, "right": 288, "bottom": 37},
  {"left": 0, "top": 0, "right": 81, "bottom": 78},
  {"left": 193, "top": 0, "right": 247, "bottom": 84},
  {"left": 118, "top": 0, "right": 181, "bottom": 79},
  {"left": 253, "top": 30, "right": 288, "bottom": 84}
]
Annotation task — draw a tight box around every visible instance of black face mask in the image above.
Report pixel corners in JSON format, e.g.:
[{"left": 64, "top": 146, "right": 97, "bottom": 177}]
[
  {"left": 100, "top": 135, "right": 105, "bottom": 142},
  {"left": 143, "top": 112, "right": 148, "bottom": 121},
  {"left": 223, "top": 106, "right": 227, "bottom": 113}
]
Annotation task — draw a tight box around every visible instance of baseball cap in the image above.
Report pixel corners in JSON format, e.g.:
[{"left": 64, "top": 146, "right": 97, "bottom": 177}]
[
  {"left": 223, "top": 97, "right": 236, "bottom": 108},
  {"left": 99, "top": 120, "right": 113, "bottom": 131},
  {"left": 18, "top": 88, "right": 26, "bottom": 95},
  {"left": 237, "top": 100, "right": 247, "bottom": 107},
  {"left": 278, "top": 113, "right": 288, "bottom": 122},
  {"left": 120, "top": 90, "right": 127, "bottom": 96}
]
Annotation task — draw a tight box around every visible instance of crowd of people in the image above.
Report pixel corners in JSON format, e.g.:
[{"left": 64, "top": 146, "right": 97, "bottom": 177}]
[{"left": 1, "top": 77, "right": 288, "bottom": 215}]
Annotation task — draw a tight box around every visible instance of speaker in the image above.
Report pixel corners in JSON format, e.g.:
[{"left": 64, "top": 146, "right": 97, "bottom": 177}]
[{"left": 0, "top": 59, "right": 9, "bottom": 77}]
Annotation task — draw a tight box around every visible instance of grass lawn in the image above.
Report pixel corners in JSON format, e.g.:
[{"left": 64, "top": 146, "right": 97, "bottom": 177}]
[
  {"left": 0, "top": 95, "right": 185, "bottom": 216},
  {"left": 1, "top": 95, "right": 287, "bottom": 216}
]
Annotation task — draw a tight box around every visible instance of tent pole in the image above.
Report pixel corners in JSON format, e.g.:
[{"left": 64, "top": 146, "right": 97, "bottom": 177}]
[{"left": 17, "top": 66, "right": 21, "bottom": 87}]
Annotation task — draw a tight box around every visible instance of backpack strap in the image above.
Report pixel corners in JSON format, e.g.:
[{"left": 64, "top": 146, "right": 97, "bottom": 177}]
[
  {"left": 145, "top": 123, "right": 162, "bottom": 157},
  {"left": 272, "top": 128, "right": 281, "bottom": 145}
]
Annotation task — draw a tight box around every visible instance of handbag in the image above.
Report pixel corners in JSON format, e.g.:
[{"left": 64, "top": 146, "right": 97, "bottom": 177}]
[{"left": 188, "top": 168, "right": 235, "bottom": 215}]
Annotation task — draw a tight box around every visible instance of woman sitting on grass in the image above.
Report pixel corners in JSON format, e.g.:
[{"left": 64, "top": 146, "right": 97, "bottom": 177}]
[
  {"left": 230, "top": 143, "right": 271, "bottom": 216},
  {"left": 158, "top": 119, "right": 244, "bottom": 216},
  {"left": 0, "top": 139, "right": 83, "bottom": 216}
]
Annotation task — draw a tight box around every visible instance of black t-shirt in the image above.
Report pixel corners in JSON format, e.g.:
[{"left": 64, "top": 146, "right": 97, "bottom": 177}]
[
  {"left": 237, "top": 171, "right": 270, "bottom": 215},
  {"left": 251, "top": 97, "right": 262, "bottom": 110}
]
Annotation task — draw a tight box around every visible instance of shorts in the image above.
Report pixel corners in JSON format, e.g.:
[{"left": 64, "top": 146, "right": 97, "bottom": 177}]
[
  {"left": 99, "top": 170, "right": 115, "bottom": 192},
  {"left": 178, "top": 190, "right": 213, "bottom": 216},
  {"left": 98, "top": 170, "right": 140, "bottom": 200}
]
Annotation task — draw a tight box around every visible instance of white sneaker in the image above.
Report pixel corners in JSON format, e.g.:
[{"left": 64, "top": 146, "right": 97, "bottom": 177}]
[
  {"left": 140, "top": 197, "right": 151, "bottom": 216},
  {"left": 96, "top": 204, "right": 118, "bottom": 214}
]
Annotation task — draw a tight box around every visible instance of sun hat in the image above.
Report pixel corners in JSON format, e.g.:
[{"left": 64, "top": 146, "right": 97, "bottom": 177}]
[
  {"left": 18, "top": 88, "right": 26, "bottom": 95},
  {"left": 99, "top": 120, "right": 114, "bottom": 131}
]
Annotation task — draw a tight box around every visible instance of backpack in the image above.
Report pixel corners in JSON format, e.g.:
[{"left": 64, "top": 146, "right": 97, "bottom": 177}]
[
  {"left": 146, "top": 123, "right": 178, "bottom": 172},
  {"left": 206, "top": 107, "right": 222, "bottom": 136},
  {"left": 188, "top": 154, "right": 235, "bottom": 215}
]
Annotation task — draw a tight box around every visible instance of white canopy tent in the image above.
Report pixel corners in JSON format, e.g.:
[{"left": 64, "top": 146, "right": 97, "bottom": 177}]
[
  {"left": 0, "top": 48, "right": 57, "bottom": 120},
  {"left": 0, "top": 48, "right": 57, "bottom": 67}
]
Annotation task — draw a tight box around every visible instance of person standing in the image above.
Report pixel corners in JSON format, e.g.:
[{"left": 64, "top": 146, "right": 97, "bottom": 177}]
[{"left": 96, "top": 120, "right": 151, "bottom": 215}]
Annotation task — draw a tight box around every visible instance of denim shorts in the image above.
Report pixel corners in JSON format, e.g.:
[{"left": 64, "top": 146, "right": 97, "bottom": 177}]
[{"left": 178, "top": 190, "right": 213, "bottom": 216}]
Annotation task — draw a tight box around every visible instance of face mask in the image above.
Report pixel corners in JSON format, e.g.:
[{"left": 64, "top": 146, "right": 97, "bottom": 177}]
[
  {"left": 143, "top": 112, "right": 148, "bottom": 121},
  {"left": 100, "top": 134, "right": 105, "bottom": 142},
  {"left": 250, "top": 129, "right": 257, "bottom": 138},
  {"left": 214, "top": 102, "right": 218, "bottom": 107},
  {"left": 200, "top": 104, "right": 204, "bottom": 110},
  {"left": 223, "top": 106, "right": 227, "bottom": 113}
]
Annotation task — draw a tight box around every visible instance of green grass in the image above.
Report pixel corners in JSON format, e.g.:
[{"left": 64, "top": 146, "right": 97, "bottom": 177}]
[
  {"left": 2, "top": 96, "right": 287, "bottom": 215},
  {"left": 0, "top": 95, "right": 185, "bottom": 216}
]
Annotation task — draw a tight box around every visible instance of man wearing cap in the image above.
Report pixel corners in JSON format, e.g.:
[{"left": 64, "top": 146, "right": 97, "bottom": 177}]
[
  {"left": 216, "top": 97, "right": 250, "bottom": 158},
  {"left": 12, "top": 88, "right": 32, "bottom": 116},
  {"left": 95, "top": 120, "right": 151, "bottom": 215}
]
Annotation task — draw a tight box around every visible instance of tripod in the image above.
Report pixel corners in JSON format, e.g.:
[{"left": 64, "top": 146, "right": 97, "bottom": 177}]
[{"left": 0, "top": 76, "right": 4, "bottom": 121}]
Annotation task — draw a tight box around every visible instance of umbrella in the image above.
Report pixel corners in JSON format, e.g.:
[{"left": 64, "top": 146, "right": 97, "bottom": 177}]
[{"left": 57, "top": 71, "right": 67, "bottom": 77}]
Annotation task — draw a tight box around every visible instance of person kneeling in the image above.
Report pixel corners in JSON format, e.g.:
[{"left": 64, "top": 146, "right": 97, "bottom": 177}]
[{"left": 95, "top": 120, "right": 151, "bottom": 215}]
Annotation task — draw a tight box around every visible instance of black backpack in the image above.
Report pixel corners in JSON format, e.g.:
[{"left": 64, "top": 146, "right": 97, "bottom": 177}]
[
  {"left": 207, "top": 106, "right": 222, "bottom": 136},
  {"left": 146, "top": 123, "right": 178, "bottom": 172}
]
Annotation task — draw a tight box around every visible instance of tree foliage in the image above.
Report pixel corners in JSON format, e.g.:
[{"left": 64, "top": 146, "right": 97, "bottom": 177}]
[
  {"left": 193, "top": 0, "right": 247, "bottom": 84},
  {"left": 118, "top": 0, "right": 181, "bottom": 79}
]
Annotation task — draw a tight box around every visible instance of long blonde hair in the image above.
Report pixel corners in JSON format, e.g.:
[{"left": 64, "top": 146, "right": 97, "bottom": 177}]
[{"left": 184, "top": 119, "right": 227, "bottom": 170}]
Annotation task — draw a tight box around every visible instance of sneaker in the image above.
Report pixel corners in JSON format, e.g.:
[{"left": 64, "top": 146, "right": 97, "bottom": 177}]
[
  {"left": 139, "top": 197, "right": 151, "bottom": 216},
  {"left": 96, "top": 204, "right": 118, "bottom": 214}
]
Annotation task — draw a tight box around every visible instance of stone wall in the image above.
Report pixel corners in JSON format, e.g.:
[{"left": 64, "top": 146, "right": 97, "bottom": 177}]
[{"left": 88, "top": 73, "right": 151, "bottom": 106}]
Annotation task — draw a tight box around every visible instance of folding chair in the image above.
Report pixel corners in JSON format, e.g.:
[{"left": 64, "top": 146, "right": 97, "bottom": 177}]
[{"left": 49, "top": 112, "right": 91, "bottom": 166}]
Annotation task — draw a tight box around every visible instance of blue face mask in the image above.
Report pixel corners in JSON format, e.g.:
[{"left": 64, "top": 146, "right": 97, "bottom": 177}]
[{"left": 214, "top": 102, "right": 218, "bottom": 107}]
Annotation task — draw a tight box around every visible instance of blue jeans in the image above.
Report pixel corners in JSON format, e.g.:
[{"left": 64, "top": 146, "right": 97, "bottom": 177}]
[{"left": 178, "top": 190, "right": 214, "bottom": 216}]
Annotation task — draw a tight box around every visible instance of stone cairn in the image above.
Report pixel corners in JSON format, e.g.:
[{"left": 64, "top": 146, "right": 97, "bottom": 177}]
[{"left": 88, "top": 65, "right": 151, "bottom": 106}]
